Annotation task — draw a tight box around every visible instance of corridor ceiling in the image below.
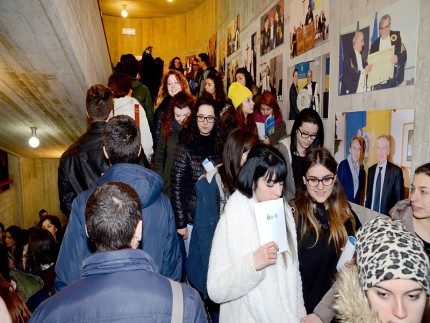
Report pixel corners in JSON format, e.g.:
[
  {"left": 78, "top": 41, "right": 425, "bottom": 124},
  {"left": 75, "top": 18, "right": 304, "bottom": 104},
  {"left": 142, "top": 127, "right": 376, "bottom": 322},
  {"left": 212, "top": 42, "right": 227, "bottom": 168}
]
[
  {"left": 99, "top": 0, "right": 205, "bottom": 18},
  {"left": 0, "top": 0, "right": 200, "bottom": 159}
]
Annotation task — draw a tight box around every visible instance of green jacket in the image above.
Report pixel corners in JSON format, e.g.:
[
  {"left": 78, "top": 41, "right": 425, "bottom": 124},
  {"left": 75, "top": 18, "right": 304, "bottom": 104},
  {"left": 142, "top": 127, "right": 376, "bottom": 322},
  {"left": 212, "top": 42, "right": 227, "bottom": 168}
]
[
  {"left": 132, "top": 80, "right": 154, "bottom": 127},
  {"left": 153, "top": 122, "right": 180, "bottom": 200}
]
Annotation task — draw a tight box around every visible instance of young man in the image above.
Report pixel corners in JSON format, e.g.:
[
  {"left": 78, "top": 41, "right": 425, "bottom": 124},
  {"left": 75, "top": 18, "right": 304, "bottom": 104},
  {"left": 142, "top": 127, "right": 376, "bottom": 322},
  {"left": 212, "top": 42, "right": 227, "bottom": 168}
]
[
  {"left": 54, "top": 115, "right": 183, "bottom": 292},
  {"left": 57, "top": 84, "right": 114, "bottom": 217},
  {"left": 31, "top": 182, "right": 205, "bottom": 322}
]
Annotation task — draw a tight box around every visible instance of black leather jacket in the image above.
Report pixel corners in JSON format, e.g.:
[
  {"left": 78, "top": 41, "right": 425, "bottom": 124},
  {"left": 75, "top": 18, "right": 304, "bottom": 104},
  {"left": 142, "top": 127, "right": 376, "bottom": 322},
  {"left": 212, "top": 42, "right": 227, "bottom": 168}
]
[{"left": 58, "top": 122, "right": 109, "bottom": 217}]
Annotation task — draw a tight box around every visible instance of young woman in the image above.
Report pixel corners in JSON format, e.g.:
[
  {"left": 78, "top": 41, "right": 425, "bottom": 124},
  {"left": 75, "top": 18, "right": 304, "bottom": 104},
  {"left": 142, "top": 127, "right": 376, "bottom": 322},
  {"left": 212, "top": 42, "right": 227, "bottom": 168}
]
[
  {"left": 292, "top": 147, "right": 360, "bottom": 319},
  {"left": 26, "top": 229, "right": 58, "bottom": 297},
  {"left": 235, "top": 67, "right": 260, "bottom": 103},
  {"left": 223, "top": 128, "right": 259, "bottom": 195},
  {"left": 223, "top": 82, "right": 258, "bottom": 135},
  {"left": 277, "top": 108, "right": 324, "bottom": 200},
  {"left": 4, "top": 226, "right": 24, "bottom": 271},
  {"left": 389, "top": 162, "right": 430, "bottom": 258},
  {"left": 153, "top": 91, "right": 194, "bottom": 199},
  {"left": 168, "top": 56, "right": 184, "bottom": 74},
  {"left": 39, "top": 215, "right": 63, "bottom": 245},
  {"left": 107, "top": 72, "right": 153, "bottom": 161},
  {"left": 334, "top": 217, "right": 429, "bottom": 323},
  {"left": 204, "top": 71, "right": 227, "bottom": 114},
  {"left": 152, "top": 70, "right": 192, "bottom": 151},
  {"left": 171, "top": 95, "right": 226, "bottom": 254},
  {"left": 253, "top": 90, "right": 286, "bottom": 145},
  {"left": 186, "top": 57, "right": 202, "bottom": 96},
  {"left": 207, "top": 144, "right": 305, "bottom": 322}
]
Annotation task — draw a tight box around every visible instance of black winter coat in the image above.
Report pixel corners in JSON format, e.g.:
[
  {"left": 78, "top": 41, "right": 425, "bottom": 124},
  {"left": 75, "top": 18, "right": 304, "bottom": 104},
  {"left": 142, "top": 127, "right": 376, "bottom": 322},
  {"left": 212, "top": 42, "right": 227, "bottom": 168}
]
[{"left": 171, "top": 138, "right": 221, "bottom": 229}]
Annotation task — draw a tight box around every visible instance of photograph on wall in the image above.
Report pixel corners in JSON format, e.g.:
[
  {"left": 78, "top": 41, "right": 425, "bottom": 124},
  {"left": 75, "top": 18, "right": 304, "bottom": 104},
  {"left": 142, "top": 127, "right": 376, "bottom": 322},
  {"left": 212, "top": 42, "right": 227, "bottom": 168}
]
[
  {"left": 258, "top": 54, "right": 285, "bottom": 118},
  {"left": 339, "top": 0, "right": 419, "bottom": 95},
  {"left": 259, "top": 54, "right": 283, "bottom": 101},
  {"left": 227, "top": 15, "right": 240, "bottom": 57},
  {"left": 335, "top": 109, "right": 414, "bottom": 212},
  {"left": 241, "top": 31, "right": 259, "bottom": 82},
  {"left": 289, "top": 0, "right": 329, "bottom": 59},
  {"left": 286, "top": 54, "right": 329, "bottom": 120},
  {"left": 227, "top": 54, "right": 241, "bottom": 90},
  {"left": 208, "top": 32, "right": 217, "bottom": 68},
  {"left": 217, "top": 38, "right": 226, "bottom": 81},
  {"left": 260, "top": 0, "right": 285, "bottom": 57}
]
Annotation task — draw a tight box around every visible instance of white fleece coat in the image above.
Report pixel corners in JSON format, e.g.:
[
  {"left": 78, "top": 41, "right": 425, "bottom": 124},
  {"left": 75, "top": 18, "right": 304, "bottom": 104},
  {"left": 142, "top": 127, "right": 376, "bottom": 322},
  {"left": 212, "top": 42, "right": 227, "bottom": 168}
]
[
  {"left": 114, "top": 96, "right": 153, "bottom": 160},
  {"left": 207, "top": 190, "right": 306, "bottom": 322}
]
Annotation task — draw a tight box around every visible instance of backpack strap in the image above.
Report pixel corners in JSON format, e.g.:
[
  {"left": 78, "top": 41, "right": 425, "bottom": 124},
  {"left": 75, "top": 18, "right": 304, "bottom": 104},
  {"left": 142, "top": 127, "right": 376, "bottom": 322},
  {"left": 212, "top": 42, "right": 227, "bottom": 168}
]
[
  {"left": 134, "top": 103, "right": 140, "bottom": 128},
  {"left": 169, "top": 279, "right": 184, "bottom": 323}
]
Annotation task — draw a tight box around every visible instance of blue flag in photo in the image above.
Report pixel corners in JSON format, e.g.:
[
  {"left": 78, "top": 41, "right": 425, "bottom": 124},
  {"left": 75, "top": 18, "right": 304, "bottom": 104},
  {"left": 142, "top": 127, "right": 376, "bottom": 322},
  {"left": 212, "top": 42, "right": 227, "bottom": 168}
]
[{"left": 371, "top": 12, "right": 378, "bottom": 44}]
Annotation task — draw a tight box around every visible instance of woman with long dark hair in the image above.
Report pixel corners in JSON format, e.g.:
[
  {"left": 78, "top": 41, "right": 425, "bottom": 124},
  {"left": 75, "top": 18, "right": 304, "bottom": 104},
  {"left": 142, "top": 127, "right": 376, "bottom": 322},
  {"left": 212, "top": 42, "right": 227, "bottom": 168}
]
[
  {"left": 171, "top": 94, "right": 226, "bottom": 254},
  {"left": 277, "top": 108, "right": 324, "bottom": 200},
  {"left": 204, "top": 71, "right": 227, "bottom": 114},
  {"left": 222, "top": 128, "right": 259, "bottom": 195},
  {"left": 4, "top": 226, "right": 24, "bottom": 271},
  {"left": 153, "top": 91, "right": 194, "bottom": 199},
  {"left": 292, "top": 147, "right": 360, "bottom": 321}
]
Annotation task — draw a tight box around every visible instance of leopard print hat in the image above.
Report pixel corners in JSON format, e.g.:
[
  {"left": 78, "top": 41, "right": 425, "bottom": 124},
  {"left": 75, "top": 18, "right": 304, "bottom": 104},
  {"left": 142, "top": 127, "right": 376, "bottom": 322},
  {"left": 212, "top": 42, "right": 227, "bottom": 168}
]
[{"left": 356, "top": 217, "right": 430, "bottom": 296}]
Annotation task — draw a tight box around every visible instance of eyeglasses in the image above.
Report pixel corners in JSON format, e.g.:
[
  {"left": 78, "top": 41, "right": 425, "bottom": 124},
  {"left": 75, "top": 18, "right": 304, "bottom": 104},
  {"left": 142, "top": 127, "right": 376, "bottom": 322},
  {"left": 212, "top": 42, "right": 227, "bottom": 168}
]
[
  {"left": 298, "top": 128, "right": 317, "bottom": 140},
  {"left": 305, "top": 176, "right": 335, "bottom": 187},
  {"left": 379, "top": 23, "right": 390, "bottom": 31},
  {"left": 197, "top": 115, "right": 215, "bottom": 123}
]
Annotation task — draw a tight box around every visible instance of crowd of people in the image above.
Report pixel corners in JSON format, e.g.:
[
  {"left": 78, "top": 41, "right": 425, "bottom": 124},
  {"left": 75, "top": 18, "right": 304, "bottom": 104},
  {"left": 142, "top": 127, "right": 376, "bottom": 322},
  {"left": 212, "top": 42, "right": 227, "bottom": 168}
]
[{"left": 1, "top": 49, "right": 429, "bottom": 323}]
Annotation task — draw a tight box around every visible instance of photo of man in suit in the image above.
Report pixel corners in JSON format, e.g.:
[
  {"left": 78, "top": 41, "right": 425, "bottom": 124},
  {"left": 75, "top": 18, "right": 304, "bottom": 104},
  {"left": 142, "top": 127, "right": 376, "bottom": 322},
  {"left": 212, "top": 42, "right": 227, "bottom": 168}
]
[
  {"left": 289, "top": 69, "right": 300, "bottom": 120},
  {"left": 365, "top": 135, "right": 404, "bottom": 215},
  {"left": 369, "top": 14, "right": 407, "bottom": 89},
  {"left": 341, "top": 31, "right": 373, "bottom": 94},
  {"left": 338, "top": 136, "right": 366, "bottom": 204},
  {"left": 303, "top": 69, "right": 319, "bottom": 111}
]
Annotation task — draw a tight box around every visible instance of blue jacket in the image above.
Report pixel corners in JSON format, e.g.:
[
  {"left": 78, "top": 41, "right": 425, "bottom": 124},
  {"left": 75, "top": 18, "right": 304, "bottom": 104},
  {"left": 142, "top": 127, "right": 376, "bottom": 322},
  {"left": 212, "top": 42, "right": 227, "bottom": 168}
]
[
  {"left": 31, "top": 249, "right": 206, "bottom": 323},
  {"left": 338, "top": 158, "right": 365, "bottom": 204},
  {"left": 186, "top": 176, "right": 220, "bottom": 298},
  {"left": 54, "top": 163, "right": 183, "bottom": 292}
]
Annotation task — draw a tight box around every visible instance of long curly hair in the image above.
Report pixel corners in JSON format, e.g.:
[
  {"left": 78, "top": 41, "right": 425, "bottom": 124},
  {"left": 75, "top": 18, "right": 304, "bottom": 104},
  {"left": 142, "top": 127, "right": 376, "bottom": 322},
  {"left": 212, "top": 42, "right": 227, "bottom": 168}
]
[
  {"left": 155, "top": 70, "right": 191, "bottom": 109},
  {"left": 160, "top": 91, "right": 195, "bottom": 142},
  {"left": 293, "top": 147, "right": 356, "bottom": 255},
  {"left": 180, "top": 94, "right": 226, "bottom": 155}
]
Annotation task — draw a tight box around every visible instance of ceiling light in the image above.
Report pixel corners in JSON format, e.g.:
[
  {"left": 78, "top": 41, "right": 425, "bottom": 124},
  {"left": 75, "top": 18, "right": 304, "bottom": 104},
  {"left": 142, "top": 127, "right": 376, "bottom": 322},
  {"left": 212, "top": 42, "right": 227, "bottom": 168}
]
[
  {"left": 167, "top": 0, "right": 173, "bottom": 2},
  {"left": 29, "top": 127, "right": 40, "bottom": 148},
  {"left": 121, "top": 5, "right": 128, "bottom": 18}
]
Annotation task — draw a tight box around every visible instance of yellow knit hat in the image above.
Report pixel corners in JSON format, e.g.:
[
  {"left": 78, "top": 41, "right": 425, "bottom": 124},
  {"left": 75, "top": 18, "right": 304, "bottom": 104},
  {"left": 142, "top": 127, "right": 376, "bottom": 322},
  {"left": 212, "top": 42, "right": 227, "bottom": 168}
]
[{"left": 228, "top": 82, "right": 253, "bottom": 109}]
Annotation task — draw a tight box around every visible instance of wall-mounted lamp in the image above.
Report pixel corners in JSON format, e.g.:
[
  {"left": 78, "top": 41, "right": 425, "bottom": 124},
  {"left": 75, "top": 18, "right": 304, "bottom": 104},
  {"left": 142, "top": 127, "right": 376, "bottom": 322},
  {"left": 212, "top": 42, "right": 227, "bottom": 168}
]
[
  {"left": 29, "top": 127, "right": 40, "bottom": 148},
  {"left": 121, "top": 4, "right": 128, "bottom": 18}
]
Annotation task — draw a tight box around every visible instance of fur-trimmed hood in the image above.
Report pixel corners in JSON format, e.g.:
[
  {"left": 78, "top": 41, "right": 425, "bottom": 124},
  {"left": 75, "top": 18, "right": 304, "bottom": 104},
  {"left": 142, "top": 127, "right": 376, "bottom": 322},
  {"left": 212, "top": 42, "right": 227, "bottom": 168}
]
[{"left": 333, "top": 266, "right": 380, "bottom": 323}]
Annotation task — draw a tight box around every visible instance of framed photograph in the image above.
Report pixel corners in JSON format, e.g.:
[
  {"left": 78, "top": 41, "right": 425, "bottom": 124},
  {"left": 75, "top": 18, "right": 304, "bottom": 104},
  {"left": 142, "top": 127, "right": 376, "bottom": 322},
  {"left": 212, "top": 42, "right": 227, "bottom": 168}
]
[{"left": 401, "top": 122, "right": 414, "bottom": 168}]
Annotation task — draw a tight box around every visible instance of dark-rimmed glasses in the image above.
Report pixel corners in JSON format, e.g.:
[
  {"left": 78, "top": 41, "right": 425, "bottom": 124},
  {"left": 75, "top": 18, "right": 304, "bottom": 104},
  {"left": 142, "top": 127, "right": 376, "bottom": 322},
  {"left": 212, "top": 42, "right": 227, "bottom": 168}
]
[
  {"left": 197, "top": 115, "right": 215, "bottom": 123},
  {"left": 298, "top": 128, "right": 317, "bottom": 140},
  {"left": 305, "top": 176, "right": 335, "bottom": 187}
]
